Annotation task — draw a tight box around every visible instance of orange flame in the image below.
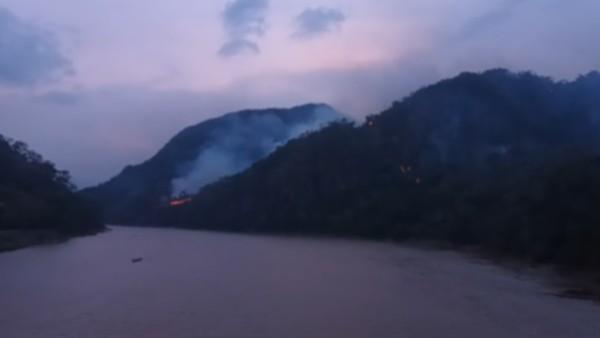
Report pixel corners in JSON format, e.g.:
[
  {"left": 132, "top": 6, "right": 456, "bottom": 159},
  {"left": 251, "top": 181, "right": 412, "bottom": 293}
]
[{"left": 169, "top": 198, "right": 192, "bottom": 207}]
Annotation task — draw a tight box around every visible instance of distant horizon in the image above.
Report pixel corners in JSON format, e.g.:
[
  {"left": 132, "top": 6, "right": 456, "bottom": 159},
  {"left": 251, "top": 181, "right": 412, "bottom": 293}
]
[
  {"left": 76, "top": 67, "right": 600, "bottom": 190},
  {"left": 1, "top": 0, "right": 599, "bottom": 186},
  {"left": 4, "top": 67, "right": 600, "bottom": 189}
]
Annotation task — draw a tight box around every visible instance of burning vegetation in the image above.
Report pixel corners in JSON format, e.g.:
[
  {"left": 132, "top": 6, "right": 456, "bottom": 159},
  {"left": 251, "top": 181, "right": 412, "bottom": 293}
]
[{"left": 169, "top": 197, "right": 193, "bottom": 207}]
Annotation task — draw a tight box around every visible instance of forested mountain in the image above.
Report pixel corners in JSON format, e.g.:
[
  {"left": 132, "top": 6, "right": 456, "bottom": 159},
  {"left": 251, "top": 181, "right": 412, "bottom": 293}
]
[
  {"left": 0, "top": 135, "right": 103, "bottom": 251},
  {"left": 157, "top": 69, "right": 600, "bottom": 271},
  {"left": 82, "top": 104, "right": 341, "bottom": 224}
]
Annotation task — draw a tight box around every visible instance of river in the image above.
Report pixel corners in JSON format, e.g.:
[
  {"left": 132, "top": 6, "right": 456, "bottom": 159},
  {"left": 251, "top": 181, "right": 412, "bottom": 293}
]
[{"left": 0, "top": 226, "right": 598, "bottom": 338}]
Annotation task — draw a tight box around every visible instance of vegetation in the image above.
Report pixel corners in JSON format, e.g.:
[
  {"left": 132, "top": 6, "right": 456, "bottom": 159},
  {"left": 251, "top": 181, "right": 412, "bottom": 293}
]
[
  {"left": 82, "top": 104, "right": 339, "bottom": 224},
  {"left": 153, "top": 69, "right": 600, "bottom": 273},
  {"left": 0, "top": 135, "right": 103, "bottom": 251}
]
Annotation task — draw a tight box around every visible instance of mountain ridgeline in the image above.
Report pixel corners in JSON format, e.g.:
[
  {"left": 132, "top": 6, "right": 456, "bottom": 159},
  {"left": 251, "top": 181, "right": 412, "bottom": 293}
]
[
  {"left": 0, "top": 136, "right": 103, "bottom": 251},
  {"left": 82, "top": 104, "right": 341, "bottom": 224},
  {"left": 156, "top": 69, "right": 600, "bottom": 271}
]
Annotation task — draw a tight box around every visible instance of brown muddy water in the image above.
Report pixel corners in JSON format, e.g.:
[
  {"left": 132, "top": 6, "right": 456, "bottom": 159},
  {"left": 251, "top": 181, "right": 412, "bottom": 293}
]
[{"left": 0, "top": 226, "right": 599, "bottom": 338}]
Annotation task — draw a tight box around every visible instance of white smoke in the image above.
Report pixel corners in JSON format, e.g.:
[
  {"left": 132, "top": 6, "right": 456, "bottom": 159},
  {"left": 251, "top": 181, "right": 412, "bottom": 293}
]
[{"left": 170, "top": 105, "right": 341, "bottom": 196}]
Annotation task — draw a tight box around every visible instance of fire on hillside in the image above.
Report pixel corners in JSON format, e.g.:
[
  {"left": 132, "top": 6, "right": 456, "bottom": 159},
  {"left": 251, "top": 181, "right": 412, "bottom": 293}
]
[{"left": 168, "top": 197, "right": 193, "bottom": 207}]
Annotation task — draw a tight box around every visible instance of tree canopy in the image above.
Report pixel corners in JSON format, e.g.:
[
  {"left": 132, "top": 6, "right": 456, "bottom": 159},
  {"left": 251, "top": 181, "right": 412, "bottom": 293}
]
[
  {"left": 0, "top": 135, "right": 102, "bottom": 235},
  {"left": 155, "top": 70, "right": 600, "bottom": 271}
]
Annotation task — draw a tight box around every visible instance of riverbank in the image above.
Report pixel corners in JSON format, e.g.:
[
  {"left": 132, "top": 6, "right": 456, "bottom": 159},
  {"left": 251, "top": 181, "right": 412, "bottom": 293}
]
[
  {"left": 408, "top": 240, "right": 600, "bottom": 304},
  {"left": 0, "top": 227, "right": 107, "bottom": 253}
]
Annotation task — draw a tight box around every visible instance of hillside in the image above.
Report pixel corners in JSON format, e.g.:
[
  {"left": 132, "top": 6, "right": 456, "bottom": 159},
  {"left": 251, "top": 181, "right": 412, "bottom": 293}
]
[
  {"left": 0, "top": 135, "right": 103, "bottom": 251},
  {"left": 158, "top": 69, "right": 600, "bottom": 272},
  {"left": 82, "top": 103, "right": 341, "bottom": 224}
]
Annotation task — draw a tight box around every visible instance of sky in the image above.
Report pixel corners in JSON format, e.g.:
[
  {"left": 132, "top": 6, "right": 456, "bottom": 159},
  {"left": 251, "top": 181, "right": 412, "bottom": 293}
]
[{"left": 0, "top": 0, "right": 599, "bottom": 187}]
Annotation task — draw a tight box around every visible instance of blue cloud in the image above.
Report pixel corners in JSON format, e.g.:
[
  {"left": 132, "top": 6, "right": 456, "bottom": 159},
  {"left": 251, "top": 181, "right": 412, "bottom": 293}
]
[
  {"left": 292, "top": 7, "right": 346, "bottom": 39},
  {"left": 459, "top": 0, "right": 526, "bottom": 39},
  {"left": 0, "top": 7, "right": 71, "bottom": 86},
  {"left": 218, "top": 0, "right": 269, "bottom": 57},
  {"left": 219, "top": 39, "right": 260, "bottom": 58}
]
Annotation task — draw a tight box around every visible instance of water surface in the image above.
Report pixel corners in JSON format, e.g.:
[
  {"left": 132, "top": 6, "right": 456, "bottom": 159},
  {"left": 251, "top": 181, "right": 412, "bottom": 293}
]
[{"left": 1, "top": 226, "right": 598, "bottom": 338}]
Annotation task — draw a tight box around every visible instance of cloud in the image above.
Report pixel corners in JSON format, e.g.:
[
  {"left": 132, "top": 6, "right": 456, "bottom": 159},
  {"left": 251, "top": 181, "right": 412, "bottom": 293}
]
[
  {"left": 0, "top": 6, "right": 71, "bottom": 86},
  {"left": 292, "top": 7, "right": 346, "bottom": 39},
  {"left": 219, "top": 39, "right": 260, "bottom": 57},
  {"left": 36, "top": 90, "right": 85, "bottom": 105},
  {"left": 218, "top": 0, "right": 269, "bottom": 57},
  {"left": 228, "top": 58, "right": 441, "bottom": 119},
  {"left": 459, "top": 0, "right": 526, "bottom": 39}
]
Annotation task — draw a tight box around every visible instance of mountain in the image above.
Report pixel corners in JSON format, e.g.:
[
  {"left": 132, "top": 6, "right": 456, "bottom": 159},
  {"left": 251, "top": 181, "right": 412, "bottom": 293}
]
[
  {"left": 0, "top": 135, "right": 103, "bottom": 251},
  {"left": 157, "top": 69, "right": 600, "bottom": 271},
  {"left": 82, "top": 103, "right": 341, "bottom": 224}
]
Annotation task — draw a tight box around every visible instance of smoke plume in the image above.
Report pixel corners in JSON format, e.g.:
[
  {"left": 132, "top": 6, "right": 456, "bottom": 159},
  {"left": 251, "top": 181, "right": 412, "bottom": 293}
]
[{"left": 171, "top": 105, "right": 341, "bottom": 196}]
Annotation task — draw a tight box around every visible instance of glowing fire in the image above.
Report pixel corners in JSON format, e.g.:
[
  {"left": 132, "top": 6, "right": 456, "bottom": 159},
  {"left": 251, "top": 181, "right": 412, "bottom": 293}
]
[{"left": 169, "top": 198, "right": 192, "bottom": 207}]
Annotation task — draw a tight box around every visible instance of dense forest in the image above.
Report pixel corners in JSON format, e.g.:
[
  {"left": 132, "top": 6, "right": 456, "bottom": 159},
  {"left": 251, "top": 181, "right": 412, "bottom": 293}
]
[
  {"left": 0, "top": 135, "right": 103, "bottom": 251},
  {"left": 82, "top": 104, "right": 339, "bottom": 224},
  {"left": 151, "top": 69, "right": 600, "bottom": 272}
]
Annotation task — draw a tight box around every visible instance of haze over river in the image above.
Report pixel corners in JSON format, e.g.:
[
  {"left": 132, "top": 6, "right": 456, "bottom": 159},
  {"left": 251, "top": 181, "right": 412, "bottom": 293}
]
[{"left": 1, "top": 227, "right": 599, "bottom": 338}]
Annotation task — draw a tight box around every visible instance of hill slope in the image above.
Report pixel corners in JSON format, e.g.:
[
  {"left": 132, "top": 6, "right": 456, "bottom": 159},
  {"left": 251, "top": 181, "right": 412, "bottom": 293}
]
[
  {"left": 82, "top": 103, "right": 341, "bottom": 224},
  {"left": 0, "top": 135, "right": 103, "bottom": 251},
  {"left": 161, "top": 69, "right": 600, "bottom": 271}
]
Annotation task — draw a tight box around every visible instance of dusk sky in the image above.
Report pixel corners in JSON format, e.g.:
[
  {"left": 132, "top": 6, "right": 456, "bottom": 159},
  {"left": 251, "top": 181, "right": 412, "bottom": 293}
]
[{"left": 1, "top": 0, "right": 599, "bottom": 187}]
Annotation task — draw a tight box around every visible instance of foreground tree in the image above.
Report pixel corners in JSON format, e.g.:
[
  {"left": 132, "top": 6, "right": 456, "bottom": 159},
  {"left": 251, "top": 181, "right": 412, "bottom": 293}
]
[{"left": 0, "top": 135, "right": 104, "bottom": 250}]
